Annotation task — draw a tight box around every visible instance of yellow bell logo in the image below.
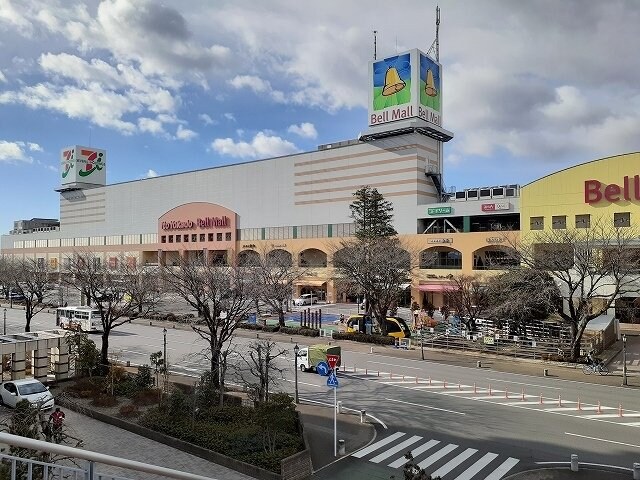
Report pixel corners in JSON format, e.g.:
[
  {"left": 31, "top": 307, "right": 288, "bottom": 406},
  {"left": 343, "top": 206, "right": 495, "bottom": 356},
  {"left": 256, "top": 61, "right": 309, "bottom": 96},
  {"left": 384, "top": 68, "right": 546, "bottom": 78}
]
[
  {"left": 382, "top": 67, "right": 406, "bottom": 96},
  {"left": 425, "top": 68, "right": 437, "bottom": 97}
]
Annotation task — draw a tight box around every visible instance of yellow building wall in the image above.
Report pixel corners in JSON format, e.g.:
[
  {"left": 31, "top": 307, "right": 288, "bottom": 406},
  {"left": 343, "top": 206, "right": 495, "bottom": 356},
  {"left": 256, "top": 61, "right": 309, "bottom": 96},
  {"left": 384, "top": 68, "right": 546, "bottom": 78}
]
[{"left": 521, "top": 152, "right": 640, "bottom": 233}]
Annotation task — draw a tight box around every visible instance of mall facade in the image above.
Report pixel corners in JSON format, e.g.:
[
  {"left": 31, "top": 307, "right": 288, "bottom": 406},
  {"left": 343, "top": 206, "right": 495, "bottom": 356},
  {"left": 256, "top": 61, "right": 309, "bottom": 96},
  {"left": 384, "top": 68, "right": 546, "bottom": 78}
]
[{"left": 1, "top": 48, "right": 638, "bottom": 314}]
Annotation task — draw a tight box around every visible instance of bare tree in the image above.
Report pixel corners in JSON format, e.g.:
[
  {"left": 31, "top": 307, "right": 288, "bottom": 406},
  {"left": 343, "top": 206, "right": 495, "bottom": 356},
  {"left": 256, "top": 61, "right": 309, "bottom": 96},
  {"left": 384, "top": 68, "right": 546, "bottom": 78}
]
[
  {"left": 245, "top": 247, "right": 308, "bottom": 327},
  {"left": 486, "top": 268, "right": 560, "bottom": 328},
  {"left": 237, "top": 340, "right": 286, "bottom": 403},
  {"left": 0, "top": 258, "right": 55, "bottom": 332},
  {"left": 332, "top": 236, "right": 414, "bottom": 334},
  {"left": 161, "top": 256, "right": 253, "bottom": 388},
  {"left": 443, "top": 274, "right": 489, "bottom": 332},
  {"left": 505, "top": 219, "right": 640, "bottom": 361},
  {"left": 63, "top": 252, "right": 160, "bottom": 368}
]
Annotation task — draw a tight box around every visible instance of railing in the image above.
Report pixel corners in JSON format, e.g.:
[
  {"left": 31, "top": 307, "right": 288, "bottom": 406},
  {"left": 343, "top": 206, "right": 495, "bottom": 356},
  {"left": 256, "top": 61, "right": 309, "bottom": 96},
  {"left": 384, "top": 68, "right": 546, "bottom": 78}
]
[{"left": 0, "top": 432, "right": 215, "bottom": 480}]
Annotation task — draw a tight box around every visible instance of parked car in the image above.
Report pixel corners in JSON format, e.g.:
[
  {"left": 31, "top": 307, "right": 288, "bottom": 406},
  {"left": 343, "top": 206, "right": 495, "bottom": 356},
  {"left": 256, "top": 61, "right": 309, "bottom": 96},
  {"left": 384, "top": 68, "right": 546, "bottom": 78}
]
[
  {"left": 0, "top": 378, "right": 54, "bottom": 409},
  {"left": 8, "top": 289, "right": 25, "bottom": 301},
  {"left": 346, "top": 314, "right": 412, "bottom": 339},
  {"left": 293, "top": 294, "right": 317, "bottom": 306}
]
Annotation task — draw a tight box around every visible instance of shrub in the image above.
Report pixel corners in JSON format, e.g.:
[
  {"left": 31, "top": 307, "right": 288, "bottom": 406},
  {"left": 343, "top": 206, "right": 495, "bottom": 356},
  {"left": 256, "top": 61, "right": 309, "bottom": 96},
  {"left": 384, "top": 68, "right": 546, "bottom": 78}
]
[
  {"left": 119, "top": 403, "right": 140, "bottom": 418},
  {"left": 135, "top": 365, "right": 154, "bottom": 390},
  {"left": 237, "top": 323, "right": 262, "bottom": 331},
  {"left": 166, "top": 313, "right": 176, "bottom": 322},
  {"left": 261, "top": 325, "right": 279, "bottom": 333},
  {"left": 133, "top": 388, "right": 161, "bottom": 406},
  {"left": 91, "top": 394, "right": 119, "bottom": 408},
  {"left": 65, "top": 376, "right": 104, "bottom": 398},
  {"left": 333, "top": 332, "right": 396, "bottom": 345},
  {"left": 279, "top": 326, "right": 320, "bottom": 337}
]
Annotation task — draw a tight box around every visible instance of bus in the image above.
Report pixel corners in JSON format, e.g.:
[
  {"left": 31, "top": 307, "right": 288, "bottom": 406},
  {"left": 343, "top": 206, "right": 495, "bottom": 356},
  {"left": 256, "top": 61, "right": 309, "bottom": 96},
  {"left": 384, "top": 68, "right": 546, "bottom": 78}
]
[{"left": 56, "top": 306, "right": 103, "bottom": 332}]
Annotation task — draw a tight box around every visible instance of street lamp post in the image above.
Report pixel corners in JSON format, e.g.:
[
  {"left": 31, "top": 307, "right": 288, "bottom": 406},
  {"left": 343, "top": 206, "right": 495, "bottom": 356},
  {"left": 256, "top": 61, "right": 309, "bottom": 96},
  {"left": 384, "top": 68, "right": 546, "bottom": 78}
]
[
  {"left": 420, "top": 327, "right": 425, "bottom": 361},
  {"left": 3, "top": 308, "right": 6, "bottom": 335},
  {"left": 293, "top": 344, "right": 299, "bottom": 404},
  {"left": 163, "top": 328, "right": 168, "bottom": 390},
  {"left": 622, "top": 334, "right": 628, "bottom": 387}
]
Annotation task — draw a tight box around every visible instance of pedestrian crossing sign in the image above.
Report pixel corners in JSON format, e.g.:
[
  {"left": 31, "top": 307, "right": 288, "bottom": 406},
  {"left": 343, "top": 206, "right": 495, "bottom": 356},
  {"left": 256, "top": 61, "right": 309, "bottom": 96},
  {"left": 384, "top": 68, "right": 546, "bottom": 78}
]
[{"left": 327, "top": 372, "right": 339, "bottom": 388}]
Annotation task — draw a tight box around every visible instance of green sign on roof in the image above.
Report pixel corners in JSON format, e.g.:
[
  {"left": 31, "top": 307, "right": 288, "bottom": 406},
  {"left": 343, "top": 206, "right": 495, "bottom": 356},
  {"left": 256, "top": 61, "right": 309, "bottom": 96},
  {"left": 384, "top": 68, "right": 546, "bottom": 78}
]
[{"left": 428, "top": 206, "right": 452, "bottom": 215}]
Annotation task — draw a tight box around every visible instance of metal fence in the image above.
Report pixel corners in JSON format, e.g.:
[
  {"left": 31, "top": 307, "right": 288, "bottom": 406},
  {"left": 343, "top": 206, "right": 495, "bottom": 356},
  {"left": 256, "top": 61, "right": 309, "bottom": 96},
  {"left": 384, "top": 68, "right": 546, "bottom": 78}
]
[{"left": 0, "top": 452, "right": 132, "bottom": 480}]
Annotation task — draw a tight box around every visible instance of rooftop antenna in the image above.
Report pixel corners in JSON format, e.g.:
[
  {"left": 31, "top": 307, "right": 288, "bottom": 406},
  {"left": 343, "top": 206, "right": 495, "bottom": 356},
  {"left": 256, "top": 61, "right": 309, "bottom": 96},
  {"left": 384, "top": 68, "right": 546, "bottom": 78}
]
[
  {"left": 373, "top": 30, "right": 378, "bottom": 60},
  {"left": 427, "top": 5, "right": 441, "bottom": 61}
]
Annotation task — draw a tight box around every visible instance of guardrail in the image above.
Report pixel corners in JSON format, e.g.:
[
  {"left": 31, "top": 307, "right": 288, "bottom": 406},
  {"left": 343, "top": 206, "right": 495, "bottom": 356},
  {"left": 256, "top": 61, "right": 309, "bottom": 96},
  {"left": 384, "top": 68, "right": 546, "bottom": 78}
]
[{"left": 0, "top": 432, "right": 215, "bottom": 480}]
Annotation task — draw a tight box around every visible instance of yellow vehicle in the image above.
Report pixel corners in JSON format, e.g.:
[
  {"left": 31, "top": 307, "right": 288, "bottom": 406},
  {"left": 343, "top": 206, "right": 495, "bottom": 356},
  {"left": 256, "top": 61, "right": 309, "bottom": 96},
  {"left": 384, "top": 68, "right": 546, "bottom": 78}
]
[{"left": 346, "top": 314, "right": 411, "bottom": 339}]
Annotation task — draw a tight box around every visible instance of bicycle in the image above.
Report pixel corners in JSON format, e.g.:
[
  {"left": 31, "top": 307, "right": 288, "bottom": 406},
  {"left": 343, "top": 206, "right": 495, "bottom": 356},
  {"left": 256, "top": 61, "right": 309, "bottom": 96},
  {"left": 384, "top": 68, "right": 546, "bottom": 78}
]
[{"left": 582, "top": 361, "right": 609, "bottom": 376}]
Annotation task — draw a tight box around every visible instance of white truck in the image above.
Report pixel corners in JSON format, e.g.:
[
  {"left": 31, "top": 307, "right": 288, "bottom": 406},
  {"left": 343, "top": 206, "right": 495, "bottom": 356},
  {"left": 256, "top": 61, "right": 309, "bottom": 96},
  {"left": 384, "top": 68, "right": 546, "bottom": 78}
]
[{"left": 296, "top": 344, "right": 341, "bottom": 372}]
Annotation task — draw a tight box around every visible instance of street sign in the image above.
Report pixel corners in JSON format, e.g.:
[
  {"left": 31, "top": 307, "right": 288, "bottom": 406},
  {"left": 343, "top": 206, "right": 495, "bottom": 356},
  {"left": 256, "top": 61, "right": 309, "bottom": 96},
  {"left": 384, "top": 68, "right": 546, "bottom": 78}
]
[
  {"left": 316, "top": 361, "right": 330, "bottom": 377},
  {"left": 327, "top": 372, "right": 339, "bottom": 388},
  {"left": 326, "top": 354, "right": 340, "bottom": 370}
]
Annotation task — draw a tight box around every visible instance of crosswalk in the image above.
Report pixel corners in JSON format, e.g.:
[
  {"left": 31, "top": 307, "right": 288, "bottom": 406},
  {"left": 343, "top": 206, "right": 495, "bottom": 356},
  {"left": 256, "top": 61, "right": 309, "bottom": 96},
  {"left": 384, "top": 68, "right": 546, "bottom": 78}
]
[
  {"left": 339, "top": 367, "right": 640, "bottom": 429},
  {"left": 353, "top": 431, "right": 519, "bottom": 479}
]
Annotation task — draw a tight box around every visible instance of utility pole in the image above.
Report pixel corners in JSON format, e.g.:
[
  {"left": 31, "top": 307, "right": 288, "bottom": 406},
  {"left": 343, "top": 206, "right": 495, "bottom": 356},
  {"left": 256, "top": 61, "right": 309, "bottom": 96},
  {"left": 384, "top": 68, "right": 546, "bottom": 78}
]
[
  {"left": 163, "top": 327, "right": 168, "bottom": 393},
  {"left": 3, "top": 308, "right": 6, "bottom": 335},
  {"left": 622, "top": 334, "right": 628, "bottom": 386},
  {"left": 373, "top": 30, "right": 377, "bottom": 60}
]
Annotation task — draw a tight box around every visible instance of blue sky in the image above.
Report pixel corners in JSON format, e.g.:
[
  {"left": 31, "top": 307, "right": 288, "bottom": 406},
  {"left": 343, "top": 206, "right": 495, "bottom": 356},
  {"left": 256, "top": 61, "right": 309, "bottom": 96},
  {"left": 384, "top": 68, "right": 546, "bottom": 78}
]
[{"left": 2, "top": 0, "right": 640, "bottom": 233}]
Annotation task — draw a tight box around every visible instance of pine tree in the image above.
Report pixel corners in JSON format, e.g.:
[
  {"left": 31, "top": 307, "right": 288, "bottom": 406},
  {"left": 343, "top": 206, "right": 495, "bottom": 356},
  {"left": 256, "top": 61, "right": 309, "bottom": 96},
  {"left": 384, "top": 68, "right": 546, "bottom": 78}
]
[{"left": 350, "top": 186, "right": 397, "bottom": 239}]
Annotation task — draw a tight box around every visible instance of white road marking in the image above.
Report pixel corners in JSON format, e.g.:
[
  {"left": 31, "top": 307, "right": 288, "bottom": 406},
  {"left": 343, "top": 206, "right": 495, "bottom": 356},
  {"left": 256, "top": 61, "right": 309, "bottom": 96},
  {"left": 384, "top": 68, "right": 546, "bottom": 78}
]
[
  {"left": 353, "top": 432, "right": 406, "bottom": 458},
  {"left": 366, "top": 360, "right": 422, "bottom": 370},
  {"left": 417, "top": 443, "right": 458, "bottom": 469},
  {"left": 431, "top": 447, "right": 477, "bottom": 478},
  {"left": 385, "top": 398, "right": 466, "bottom": 415},
  {"left": 483, "top": 457, "right": 519, "bottom": 480},
  {"left": 282, "top": 379, "right": 325, "bottom": 388},
  {"left": 387, "top": 439, "right": 440, "bottom": 468},
  {"left": 453, "top": 452, "right": 499, "bottom": 480},
  {"left": 564, "top": 432, "right": 640, "bottom": 449},
  {"left": 369, "top": 435, "right": 423, "bottom": 463},
  {"left": 485, "top": 378, "right": 561, "bottom": 390}
]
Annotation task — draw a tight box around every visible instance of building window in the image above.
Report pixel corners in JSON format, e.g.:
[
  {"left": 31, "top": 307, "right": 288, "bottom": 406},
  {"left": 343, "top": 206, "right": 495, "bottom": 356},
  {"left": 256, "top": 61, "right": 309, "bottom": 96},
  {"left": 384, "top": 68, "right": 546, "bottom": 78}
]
[
  {"left": 192, "top": 234, "right": 197, "bottom": 242},
  {"left": 199, "top": 234, "right": 205, "bottom": 242},
  {"left": 552, "top": 215, "right": 566, "bottom": 229},
  {"left": 175, "top": 235, "right": 181, "bottom": 242},
  {"left": 208, "top": 233, "right": 214, "bottom": 241},
  {"left": 184, "top": 234, "right": 189, "bottom": 242},
  {"left": 530, "top": 216, "right": 544, "bottom": 230},
  {"left": 217, "top": 233, "right": 222, "bottom": 241},
  {"left": 575, "top": 214, "right": 590, "bottom": 228},
  {"left": 168, "top": 235, "right": 174, "bottom": 243},
  {"left": 614, "top": 212, "right": 631, "bottom": 227},
  {"left": 225, "top": 232, "right": 232, "bottom": 241}
]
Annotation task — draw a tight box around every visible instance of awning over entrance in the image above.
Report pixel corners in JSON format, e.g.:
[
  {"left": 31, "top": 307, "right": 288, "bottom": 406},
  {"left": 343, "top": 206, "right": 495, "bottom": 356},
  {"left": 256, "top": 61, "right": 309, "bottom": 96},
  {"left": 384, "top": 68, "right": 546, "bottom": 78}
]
[
  {"left": 295, "top": 280, "right": 327, "bottom": 287},
  {"left": 418, "top": 283, "right": 457, "bottom": 292}
]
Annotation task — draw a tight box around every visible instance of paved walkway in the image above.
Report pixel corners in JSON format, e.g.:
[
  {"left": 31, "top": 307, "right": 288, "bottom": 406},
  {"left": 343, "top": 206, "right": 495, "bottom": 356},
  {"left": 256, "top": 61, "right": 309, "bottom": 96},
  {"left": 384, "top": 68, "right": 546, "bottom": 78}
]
[{"left": 0, "top": 407, "right": 255, "bottom": 480}]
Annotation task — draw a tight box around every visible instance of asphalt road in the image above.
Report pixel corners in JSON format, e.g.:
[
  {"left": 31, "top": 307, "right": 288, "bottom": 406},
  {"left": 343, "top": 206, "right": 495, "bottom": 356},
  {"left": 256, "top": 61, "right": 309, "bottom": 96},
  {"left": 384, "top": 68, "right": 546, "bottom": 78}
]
[{"left": 4, "top": 307, "right": 640, "bottom": 480}]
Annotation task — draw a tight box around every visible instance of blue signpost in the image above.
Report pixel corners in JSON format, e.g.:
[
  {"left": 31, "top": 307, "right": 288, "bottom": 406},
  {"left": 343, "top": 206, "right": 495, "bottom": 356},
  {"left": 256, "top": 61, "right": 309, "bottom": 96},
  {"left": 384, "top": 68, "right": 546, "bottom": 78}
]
[
  {"left": 316, "top": 361, "right": 330, "bottom": 377},
  {"left": 327, "top": 371, "right": 339, "bottom": 387},
  {"left": 325, "top": 354, "right": 340, "bottom": 457}
]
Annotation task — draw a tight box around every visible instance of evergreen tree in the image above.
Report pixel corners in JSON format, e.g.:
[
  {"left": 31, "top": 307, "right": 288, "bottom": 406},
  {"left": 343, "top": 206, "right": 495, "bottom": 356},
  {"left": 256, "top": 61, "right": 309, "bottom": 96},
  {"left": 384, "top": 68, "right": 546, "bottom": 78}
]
[{"left": 350, "top": 186, "right": 397, "bottom": 239}]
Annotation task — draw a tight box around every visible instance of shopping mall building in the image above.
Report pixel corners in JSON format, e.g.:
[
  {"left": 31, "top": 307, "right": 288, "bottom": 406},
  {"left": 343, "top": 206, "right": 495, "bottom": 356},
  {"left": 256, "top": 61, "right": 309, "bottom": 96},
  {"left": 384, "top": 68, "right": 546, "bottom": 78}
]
[{"left": 1, "top": 48, "right": 639, "bottom": 317}]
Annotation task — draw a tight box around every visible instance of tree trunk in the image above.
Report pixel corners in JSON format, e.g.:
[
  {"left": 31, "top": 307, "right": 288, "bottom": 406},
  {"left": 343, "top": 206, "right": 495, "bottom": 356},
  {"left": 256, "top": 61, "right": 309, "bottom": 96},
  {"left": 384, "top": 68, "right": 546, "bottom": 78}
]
[
  {"left": 210, "top": 344, "right": 221, "bottom": 389},
  {"left": 100, "top": 329, "right": 110, "bottom": 371},
  {"left": 278, "top": 311, "right": 285, "bottom": 327},
  {"left": 24, "top": 304, "right": 32, "bottom": 333}
]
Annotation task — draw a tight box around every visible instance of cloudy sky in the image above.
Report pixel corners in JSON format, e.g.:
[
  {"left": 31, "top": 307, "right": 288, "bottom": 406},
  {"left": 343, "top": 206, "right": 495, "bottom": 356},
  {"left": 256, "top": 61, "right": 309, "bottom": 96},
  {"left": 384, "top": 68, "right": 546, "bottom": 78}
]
[{"left": 1, "top": 0, "right": 640, "bottom": 233}]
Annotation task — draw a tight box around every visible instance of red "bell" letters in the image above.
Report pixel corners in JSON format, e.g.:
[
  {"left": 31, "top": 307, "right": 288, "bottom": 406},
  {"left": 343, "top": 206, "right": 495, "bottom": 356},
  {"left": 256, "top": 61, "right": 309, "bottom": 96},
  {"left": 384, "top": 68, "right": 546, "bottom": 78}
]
[{"left": 584, "top": 175, "right": 640, "bottom": 204}]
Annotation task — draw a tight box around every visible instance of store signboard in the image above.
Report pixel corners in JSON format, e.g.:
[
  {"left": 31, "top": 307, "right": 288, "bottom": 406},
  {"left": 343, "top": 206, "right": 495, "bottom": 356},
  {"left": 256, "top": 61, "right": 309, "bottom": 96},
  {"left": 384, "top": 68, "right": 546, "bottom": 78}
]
[
  {"left": 369, "top": 49, "right": 442, "bottom": 128},
  {"left": 584, "top": 176, "right": 640, "bottom": 204},
  {"left": 428, "top": 206, "right": 452, "bottom": 215},
  {"left": 481, "top": 202, "right": 510, "bottom": 212}
]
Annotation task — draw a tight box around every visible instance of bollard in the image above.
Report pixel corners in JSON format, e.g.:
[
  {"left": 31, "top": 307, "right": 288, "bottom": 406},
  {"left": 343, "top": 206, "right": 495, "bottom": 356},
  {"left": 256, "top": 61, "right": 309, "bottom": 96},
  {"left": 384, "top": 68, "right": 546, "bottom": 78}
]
[
  {"left": 597, "top": 401, "right": 602, "bottom": 414},
  {"left": 619, "top": 404, "right": 623, "bottom": 417},
  {"left": 342, "top": 364, "right": 346, "bottom": 372},
  {"left": 370, "top": 347, "right": 373, "bottom": 354},
  {"left": 633, "top": 462, "right": 639, "bottom": 480},
  {"left": 377, "top": 370, "right": 380, "bottom": 377},
  {"left": 365, "top": 368, "right": 368, "bottom": 376},
  {"left": 149, "top": 321, "right": 153, "bottom": 326},
  {"left": 353, "top": 366, "right": 356, "bottom": 373},
  {"left": 477, "top": 360, "right": 482, "bottom": 368},
  {"left": 474, "top": 383, "right": 477, "bottom": 394},
  {"left": 338, "top": 439, "right": 346, "bottom": 456},
  {"left": 571, "top": 454, "right": 579, "bottom": 472},
  {"left": 429, "top": 376, "right": 432, "bottom": 385},
  {"left": 577, "top": 398, "right": 581, "bottom": 411},
  {"left": 390, "top": 372, "right": 393, "bottom": 379},
  {"left": 521, "top": 389, "right": 525, "bottom": 401},
  {"left": 489, "top": 384, "right": 492, "bottom": 396},
  {"left": 543, "top": 368, "right": 549, "bottom": 377},
  {"left": 458, "top": 382, "right": 461, "bottom": 391},
  {"left": 337, "top": 401, "right": 342, "bottom": 414},
  {"left": 540, "top": 393, "right": 543, "bottom": 405},
  {"left": 360, "top": 410, "right": 366, "bottom": 423},
  {"left": 505, "top": 389, "right": 509, "bottom": 399},
  {"left": 126, "top": 360, "right": 131, "bottom": 367},
  {"left": 416, "top": 377, "right": 419, "bottom": 384},
  {"left": 558, "top": 395, "right": 562, "bottom": 407},
  {"left": 443, "top": 380, "right": 447, "bottom": 389}
]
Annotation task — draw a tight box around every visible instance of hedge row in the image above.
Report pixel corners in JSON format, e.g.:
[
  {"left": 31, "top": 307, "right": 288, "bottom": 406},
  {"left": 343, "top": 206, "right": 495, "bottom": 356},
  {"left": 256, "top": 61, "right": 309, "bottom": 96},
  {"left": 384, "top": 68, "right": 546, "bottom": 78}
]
[
  {"left": 279, "top": 326, "right": 320, "bottom": 337},
  {"left": 140, "top": 312, "right": 197, "bottom": 323},
  {"left": 237, "top": 323, "right": 280, "bottom": 333},
  {"left": 332, "top": 332, "right": 396, "bottom": 345}
]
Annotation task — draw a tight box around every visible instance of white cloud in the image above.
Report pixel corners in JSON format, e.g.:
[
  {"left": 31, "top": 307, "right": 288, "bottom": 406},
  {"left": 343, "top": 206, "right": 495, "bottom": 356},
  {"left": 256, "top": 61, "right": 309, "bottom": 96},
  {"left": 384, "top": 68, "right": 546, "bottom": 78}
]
[
  {"left": 229, "top": 75, "right": 270, "bottom": 93},
  {"left": 211, "top": 131, "right": 299, "bottom": 159},
  {"left": 176, "top": 124, "right": 197, "bottom": 141},
  {"left": 199, "top": 113, "right": 215, "bottom": 125},
  {"left": 288, "top": 122, "right": 317, "bottom": 139},
  {"left": 138, "top": 117, "right": 165, "bottom": 135},
  {"left": 223, "top": 112, "right": 236, "bottom": 122},
  {"left": 145, "top": 169, "right": 158, "bottom": 178},
  {"left": 0, "top": 140, "right": 34, "bottom": 163},
  {"left": 0, "top": 70, "right": 6, "bottom": 83},
  {"left": 27, "top": 142, "right": 42, "bottom": 152}
]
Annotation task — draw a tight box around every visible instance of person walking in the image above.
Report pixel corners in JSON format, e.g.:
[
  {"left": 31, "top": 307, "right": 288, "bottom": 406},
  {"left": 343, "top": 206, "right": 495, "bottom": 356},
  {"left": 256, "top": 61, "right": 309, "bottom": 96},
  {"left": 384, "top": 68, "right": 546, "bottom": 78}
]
[{"left": 49, "top": 407, "right": 65, "bottom": 443}]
